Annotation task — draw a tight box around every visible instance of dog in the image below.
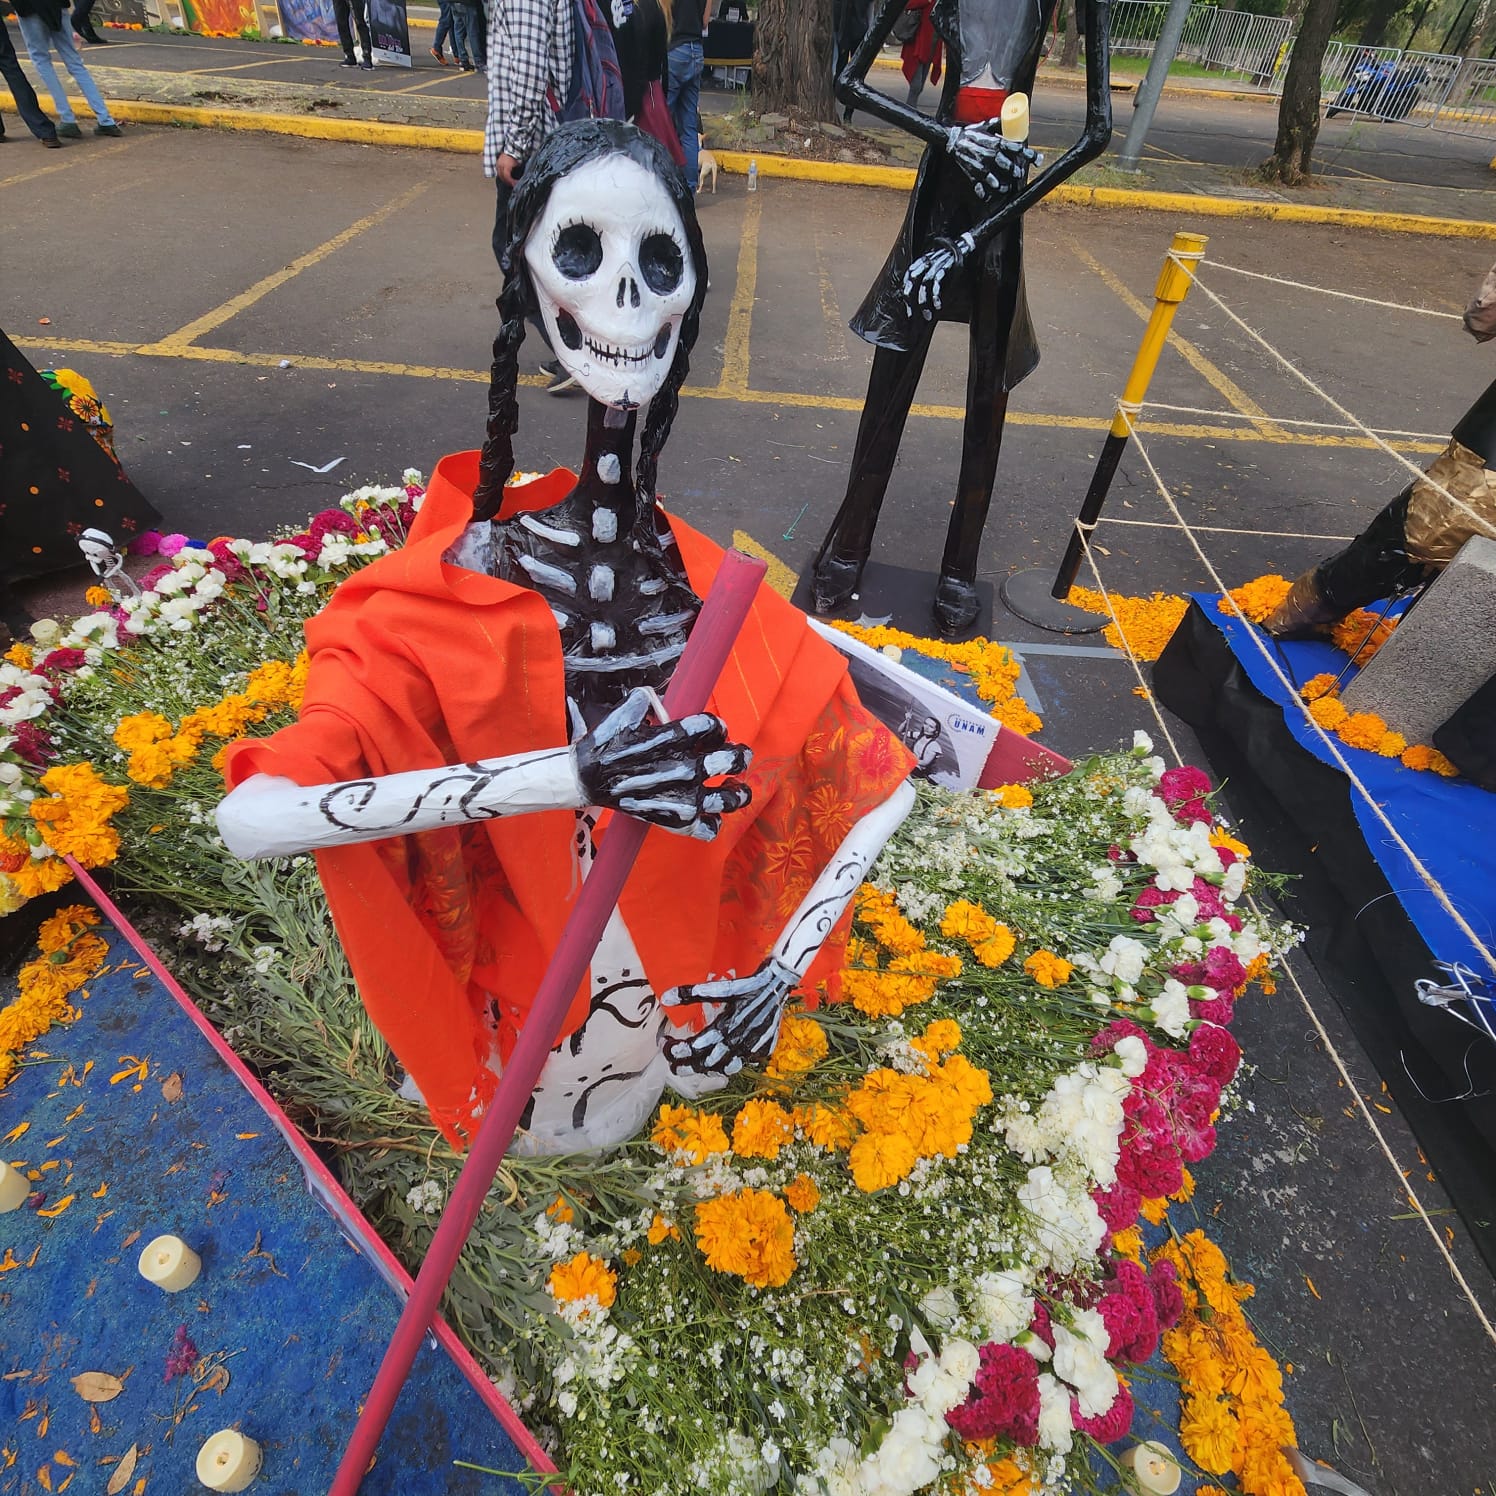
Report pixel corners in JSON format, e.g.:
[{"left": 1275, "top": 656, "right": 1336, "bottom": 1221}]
[{"left": 697, "top": 136, "right": 719, "bottom": 195}]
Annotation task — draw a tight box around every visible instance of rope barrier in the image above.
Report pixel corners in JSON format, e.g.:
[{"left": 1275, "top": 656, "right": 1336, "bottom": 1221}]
[
  {"left": 1138, "top": 401, "right": 1449, "bottom": 442},
  {"left": 1206, "top": 261, "right": 1466, "bottom": 320}
]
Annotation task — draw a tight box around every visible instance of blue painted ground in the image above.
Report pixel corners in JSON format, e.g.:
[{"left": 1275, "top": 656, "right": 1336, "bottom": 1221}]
[{"left": 0, "top": 916, "right": 529, "bottom": 1496}]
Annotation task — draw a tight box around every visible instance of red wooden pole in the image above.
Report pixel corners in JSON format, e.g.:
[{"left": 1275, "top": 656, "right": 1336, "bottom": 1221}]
[{"left": 328, "top": 550, "right": 767, "bottom": 1496}]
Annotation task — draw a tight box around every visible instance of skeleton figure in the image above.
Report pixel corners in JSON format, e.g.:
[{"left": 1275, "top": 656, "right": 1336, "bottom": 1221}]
[
  {"left": 219, "top": 121, "right": 915, "bottom": 1154},
  {"left": 811, "top": 0, "right": 1113, "bottom": 636},
  {"left": 77, "top": 528, "right": 141, "bottom": 600}
]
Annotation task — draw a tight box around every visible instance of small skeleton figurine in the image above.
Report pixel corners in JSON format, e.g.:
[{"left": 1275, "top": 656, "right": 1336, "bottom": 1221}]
[
  {"left": 218, "top": 122, "right": 915, "bottom": 1155},
  {"left": 77, "top": 528, "right": 141, "bottom": 600},
  {"left": 811, "top": 0, "right": 1113, "bottom": 636}
]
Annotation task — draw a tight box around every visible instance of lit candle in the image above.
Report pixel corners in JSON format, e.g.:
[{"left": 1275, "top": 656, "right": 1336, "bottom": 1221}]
[
  {"left": 0, "top": 1160, "right": 29, "bottom": 1213},
  {"left": 1119, "top": 1440, "right": 1182, "bottom": 1495},
  {"left": 1000, "top": 94, "right": 1031, "bottom": 144},
  {"left": 138, "top": 1234, "right": 202, "bottom": 1293},
  {"left": 196, "top": 1430, "right": 262, "bottom": 1492}
]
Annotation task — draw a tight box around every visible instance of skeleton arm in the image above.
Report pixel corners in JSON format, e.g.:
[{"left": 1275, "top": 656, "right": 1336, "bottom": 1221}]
[
  {"left": 216, "top": 687, "right": 751, "bottom": 860},
  {"left": 661, "top": 776, "right": 917, "bottom": 1079},
  {"left": 835, "top": 0, "right": 951, "bottom": 147}
]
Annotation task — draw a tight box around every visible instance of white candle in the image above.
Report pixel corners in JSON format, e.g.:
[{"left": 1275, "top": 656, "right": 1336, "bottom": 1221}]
[
  {"left": 1000, "top": 94, "right": 1031, "bottom": 144},
  {"left": 0, "top": 1160, "right": 29, "bottom": 1213},
  {"left": 1119, "top": 1440, "right": 1182, "bottom": 1495},
  {"left": 196, "top": 1430, "right": 263, "bottom": 1492},
  {"left": 138, "top": 1234, "right": 202, "bottom": 1293}
]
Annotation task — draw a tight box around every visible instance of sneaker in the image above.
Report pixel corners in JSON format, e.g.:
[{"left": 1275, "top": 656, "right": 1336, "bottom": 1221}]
[
  {"left": 359, "top": 56, "right": 374, "bottom": 69},
  {"left": 461, "top": 62, "right": 477, "bottom": 72},
  {"left": 57, "top": 121, "right": 82, "bottom": 138},
  {"left": 339, "top": 54, "right": 358, "bottom": 66},
  {"left": 41, "top": 135, "right": 62, "bottom": 148},
  {"left": 541, "top": 359, "right": 579, "bottom": 395},
  {"left": 94, "top": 122, "right": 123, "bottom": 137},
  {"left": 429, "top": 46, "right": 446, "bottom": 64}
]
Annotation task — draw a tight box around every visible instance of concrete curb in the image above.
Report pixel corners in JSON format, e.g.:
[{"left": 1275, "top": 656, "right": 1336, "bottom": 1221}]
[{"left": 9, "top": 91, "right": 1490, "bottom": 239}]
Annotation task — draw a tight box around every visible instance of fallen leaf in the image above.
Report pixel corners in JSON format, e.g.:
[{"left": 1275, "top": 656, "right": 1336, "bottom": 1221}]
[
  {"left": 1, "top": 1371, "right": 30, "bottom": 1381},
  {"left": 54, "top": 1452, "right": 76, "bottom": 1468},
  {"left": 196, "top": 1365, "right": 230, "bottom": 1396},
  {"left": 92, "top": 1184, "right": 107, "bottom": 1199},
  {"left": 69, "top": 1373, "right": 123, "bottom": 1404},
  {"left": 159, "top": 1074, "right": 183, "bottom": 1104},
  {"left": 1304, "top": 1274, "right": 1320, "bottom": 1300},
  {"left": 120, "top": 1231, "right": 140, "bottom": 1251},
  {"left": 105, "top": 1444, "right": 138, "bottom": 1495},
  {"left": 37, "top": 1195, "right": 75, "bottom": 1219},
  {"left": 234, "top": 1133, "right": 259, "bottom": 1140},
  {"left": 37, "top": 317, "right": 51, "bottom": 326},
  {"left": 88, "top": 1408, "right": 101, "bottom": 1436},
  {"left": 37, "top": 1463, "right": 52, "bottom": 1491},
  {"left": 3, "top": 1122, "right": 29, "bottom": 1143}
]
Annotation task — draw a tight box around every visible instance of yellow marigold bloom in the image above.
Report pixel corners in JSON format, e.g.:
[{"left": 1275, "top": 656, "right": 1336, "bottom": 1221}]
[
  {"left": 28, "top": 763, "right": 128, "bottom": 867},
  {"left": 36, "top": 904, "right": 99, "bottom": 955},
  {"left": 1216, "top": 574, "right": 1293, "bottom": 625},
  {"left": 10, "top": 857, "right": 74, "bottom": 899},
  {"left": 766, "top": 1012, "right": 828, "bottom": 1078},
  {"left": 651, "top": 1102, "right": 730, "bottom": 1163},
  {"left": 84, "top": 585, "right": 113, "bottom": 607},
  {"left": 1237, "top": 1442, "right": 1303, "bottom": 1496},
  {"left": 1376, "top": 729, "right": 1407, "bottom": 758},
  {"left": 913, "top": 1017, "right": 962, "bottom": 1058},
  {"left": 1069, "top": 585, "right": 1190, "bottom": 661},
  {"left": 932, "top": 1052, "right": 992, "bottom": 1112},
  {"left": 1307, "top": 696, "right": 1349, "bottom": 730},
  {"left": 846, "top": 1068, "right": 919, "bottom": 1131},
  {"left": 794, "top": 1102, "right": 857, "bottom": 1151},
  {"left": 907, "top": 1090, "right": 971, "bottom": 1159},
  {"left": 1225, "top": 1344, "right": 1284, "bottom": 1406},
  {"left": 1237, "top": 1397, "right": 1296, "bottom": 1452},
  {"left": 1337, "top": 710, "right": 1388, "bottom": 752},
  {"left": 114, "top": 712, "right": 174, "bottom": 752},
  {"left": 1171, "top": 1167, "right": 1195, "bottom": 1203},
  {"left": 1140, "top": 1195, "right": 1169, "bottom": 1226},
  {"left": 1210, "top": 829, "right": 1251, "bottom": 859},
  {"left": 1024, "top": 949, "right": 1073, "bottom": 988},
  {"left": 621, "top": 1247, "right": 642, "bottom": 1266},
  {"left": 693, "top": 1188, "right": 797, "bottom": 1288},
  {"left": 1180, "top": 1394, "right": 1241, "bottom": 1475},
  {"left": 990, "top": 783, "right": 1034, "bottom": 810},
  {"left": 545, "top": 1194, "right": 575, "bottom": 1224},
  {"left": 973, "top": 926, "right": 1017, "bottom": 969},
  {"left": 1299, "top": 673, "right": 1339, "bottom": 702},
  {"left": 784, "top": 1174, "right": 821, "bottom": 1213},
  {"left": 848, "top": 1129, "right": 919, "bottom": 1192},
  {"left": 4, "top": 642, "right": 34, "bottom": 669},
  {"left": 647, "top": 1213, "right": 680, "bottom": 1245},
  {"left": 980, "top": 1458, "right": 1032, "bottom": 1496},
  {"left": 731, "top": 1098, "right": 795, "bottom": 1159},
  {"left": 1111, "top": 1226, "right": 1143, "bottom": 1263},
  {"left": 124, "top": 743, "right": 176, "bottom": 789},
  {"left": 940, "top": 898, "right": 998, "bottom": 945},
  {"left": 547, "top": 1251, "right": 617, "bottom": 1311},
  {"left": 845, "top": 934, "right": 880, "bottom": 969}
]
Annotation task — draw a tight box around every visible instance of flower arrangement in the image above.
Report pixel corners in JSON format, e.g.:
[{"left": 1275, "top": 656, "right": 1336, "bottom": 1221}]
[
  {"left": 1064, "top": 587, "right": 1190, "bottom": 662},
  {"left": 1298, "top": 674, "right": 1458, "bottom": 777},
  {"left": 0, "top": 904, "right": 106, "bottom": 1089}
]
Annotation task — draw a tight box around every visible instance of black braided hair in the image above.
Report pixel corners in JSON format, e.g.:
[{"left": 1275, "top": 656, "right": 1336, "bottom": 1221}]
[{"left": 469, "top": 118, "right": 709, "bottom": 522}]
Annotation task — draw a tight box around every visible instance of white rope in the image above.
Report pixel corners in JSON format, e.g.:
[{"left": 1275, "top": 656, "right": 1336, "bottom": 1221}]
[
  {"left": 1068, "top": 525, "right": 1496, "bottom": 1348},
  {"left": 1207, "top": 261, "right": 1465, "bottom": 321},
  {"left": 1177, "top": 256, "right": 1496, "bottom": 545},
  {"left": 1118, "top": 405, "right": 1496, "bottom": 982},
  {"left": 1138, "top": 401, "right": 1448, "bottom": 443}
]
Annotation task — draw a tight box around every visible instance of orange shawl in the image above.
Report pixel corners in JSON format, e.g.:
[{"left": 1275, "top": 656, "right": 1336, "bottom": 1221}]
[{"left": 225, "top": 452, "right": 912, "bottom": 1144}]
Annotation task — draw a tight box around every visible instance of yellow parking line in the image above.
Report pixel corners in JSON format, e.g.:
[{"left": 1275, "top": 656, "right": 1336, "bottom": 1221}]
[
  {"left": 731, "top": 531, "right": 800, "bottom": 598},
  {"left": 389, "top": 73, "right": 473, "bottom": 93},
  {"left": 0, "top": 134, "right": 139, "bottom": 190},
  {"left": 719, "top": 191, "right": 761, "bottom": 395},
  {"left": 180, "top": 57, "right": 319, "bottom": 74},
  {"left": 1068, "top": 236, "right": 1285, "bottom": 440},
  {"left": 148, "top": 180, "right": 429, "bottom": 348}
]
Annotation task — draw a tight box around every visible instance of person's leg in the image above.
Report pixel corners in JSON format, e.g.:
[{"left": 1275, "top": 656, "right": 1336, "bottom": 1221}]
[
  {"left": 906, "top": 60, "right": 928, "bottom": 107},
  {"left": 433, "top": 0, "right": 451, "bottom": 57},
  {"left": 667, "top": 42, "right": 702, "bottom": 192},
  {"left": 0, "top": 22, "right": 57, "bottom": 140},
  {"left": 811, "top": 330, "right": 936, "bottom": 612},
  {"left": 332, "top": 0, "right": 356, "bottom": 59},
  {"left": 470, "top": 0, "right": 486, "bottom": 66},
  {"left": 72, "top": 0, "right": 105, "bottom": 42},
  {"left": 50, "top": 21, "right": 116, "bottom": 124},
  {"left": 351, "top": 0, "right": 371, "bottom": 61},
  {"left": 15, "top": 16, "right": 74, "bottom": 124},
  {"left": 450, "top": 1, "right": 471, "bottom": 64}
]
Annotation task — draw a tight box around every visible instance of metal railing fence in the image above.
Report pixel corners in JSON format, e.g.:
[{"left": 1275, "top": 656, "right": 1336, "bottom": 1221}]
[{"left": 1109, "top": 0, "right": 1293, "bottom": 85}]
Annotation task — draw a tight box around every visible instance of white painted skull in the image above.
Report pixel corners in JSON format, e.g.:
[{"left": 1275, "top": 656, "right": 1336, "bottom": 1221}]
[{"left": 524, "top": 153, "right": 696, "bottom": 411}]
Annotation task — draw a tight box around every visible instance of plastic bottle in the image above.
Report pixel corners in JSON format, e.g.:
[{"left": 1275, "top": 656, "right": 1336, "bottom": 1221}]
[{"left": 747, "top": 159, "right": 758, "bottom": 193}]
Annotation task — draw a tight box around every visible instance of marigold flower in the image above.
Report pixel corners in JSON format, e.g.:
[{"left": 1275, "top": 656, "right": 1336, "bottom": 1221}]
[
  {"left": 1307, "top": 696, "right": 1349, "bottom": 730},
  {"left": 931, "top": 1052, "right": 992, "bottom": 1112},
  {"left": 651, "top": 1103, "right": 730, "bottom": 1163},
  {"left": 793, "top": 1102, "right": 857, "bottom": 1151},
  {"left": 547, "top": 1252, "right": 617, "bottom": 1311},
  {"left": 990, "top": 783, "right": 1034, "bottom": 810},
  {"left": 766, "top": 1012, "right": 828, "bottom": 1077},
  {"left": 1023, "top": 949, "right": 1073, "bottom": 988},
  {"left": 84, "top": 585, "right": 113, "bottom": 607},
  {"left": 731, "top": 1098, "right": 795, "bottom": 1159},
  {"left": 848, "top": 1129, "right": 919, "bottom": 1192},
  {"left": 784, "top": 1174, "right": 820, "bottom": 1213},
  {"left": 545, "top": 1194, "right": 575, "bottom": 1224},
  {"left": 3, "top": 642, "right": 34, "bottom": 669},
  {"left": 1336, "top": 710, "right": 1388, "bottom": 752},
  {"left": 940, "top": 898, "right": 998, "bottom": 946},
  {"left": 1298, "top": 673, "right": 1339, "bottom": 702},
  {"left": 1111, "top": 1226, "right": 1144, "bottom": 1263},
  {"left": 1181, "top": 1394, "right": 1241, "bottom": 1475},
  {"left": 1209, "top": 828, "right": 1251, "bottom": 859},
  {"left": 973, "top": 927, "right": 1017, "bottom": 968},
  {"left": 693, "top": 1188, "right": 797, "bottom": 1288},
  {"left": 646, "top": 1213, "right": 680, "bottom": 1245},
  {"left": 1069, "top": 585, "right": 1190, "bottom": 660},
  {"left": 912, "top": 1017, "right": 962, "bottom": 1058},
  {"left": 1140, "top": 1195, "right": 1170, "bottom": 1226},
  {"left": 1217, "top": 574, "right": 1293, "bottom": 625},
  {"left": 1330, "top": 608, "right": 1397, "bottom": 661}
]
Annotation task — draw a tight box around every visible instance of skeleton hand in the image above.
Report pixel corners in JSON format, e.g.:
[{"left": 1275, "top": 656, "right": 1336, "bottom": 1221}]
[
  {"left": 660, "top": 958, "right": 797, "bottom": 1078},
  {"left": 574, "top": 686, "right": 752, "bottom": 840},
  {"left": 903, "top": 233, "right": 975, "bottom": 320},
  {"left": 944, "top": 124, "right": 1037, "bottom": 201}
]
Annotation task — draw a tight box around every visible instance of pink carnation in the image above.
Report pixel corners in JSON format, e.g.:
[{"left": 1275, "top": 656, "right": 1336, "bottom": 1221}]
[
  {"left": 1027, "top": 1300, "right": 1055, "bottom": 1350},
  {"left": 1190, "top": 993, "right": 1236, "bottom": 1026},
  {"left": 945, "top": 1343, "right": 1041, "bottom": 1446},
  {"left": 158, "top": 533, "right": 190, "bottom": 557},
  {"left": 1188, "top": 1024, "right": 1241, "bottom": 1087},
  {"left": 309, "top": 508, "right": 360, "bottom": 542},
  {"left": 38, "top": 647, "right": 86, "bottom": 678},
  {"left": 1150, "top": 1258, "right": 1185, "bottom": 1330},
  {"left": 1072, "top": 1380, "right": 1135, "bottom": 1444},
  {"left": 1093, "top": 1181, "right": 1142, "bottom": 1235},
  {"left": 139, "top": 563, "right": 176, "bottom": 593},
  {"left": 1091, "top": 1018, "right": 1148, "bottom": 1058},
  {"left": 130, "top": 530, "right": 164, "bottom": 556},
  {"left": 12, "top": 720, "right": 54, "bottom": 766},
  {"left": 1103, "top": 1260, "right": 1160, "bottom": 1363},
  {"left": 1159, "top": 765, "right": 1212, "bottom": 810},
  {"left": 207, "top": 540, "right": 246, "bottom": 584},
  {"left": 1130, "top": 886, "right": 1177, "bottom": 924}
]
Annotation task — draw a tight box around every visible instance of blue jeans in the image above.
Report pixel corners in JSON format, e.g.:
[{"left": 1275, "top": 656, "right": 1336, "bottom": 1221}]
[
  {"left": 666, "top": 40, "right": 702, "bottom": 193},
  {"left": 433, "top": 0, "right": 454, "bottom": 54},
  {"left": 451, "top": 1, "right": 480, "bottom": 65},
  {"left": 15, "top": 12, "right": 114, "bottom": 126},
  {"left": 1, "top": 20, "right": 57, "bottom": 140}
]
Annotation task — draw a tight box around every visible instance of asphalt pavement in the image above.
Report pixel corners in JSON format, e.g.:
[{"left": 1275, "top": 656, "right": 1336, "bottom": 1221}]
[{"left": 4, "top": 82, "right": 1496, "bottom": 1496}]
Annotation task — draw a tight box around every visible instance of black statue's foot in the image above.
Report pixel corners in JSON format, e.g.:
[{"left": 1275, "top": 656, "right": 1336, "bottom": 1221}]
[
  {"left": 811, "top": 551, "right": 866, "bottom": 615},
  {"left": 933, "top": 576, "right": 979, "bottom": 637}
]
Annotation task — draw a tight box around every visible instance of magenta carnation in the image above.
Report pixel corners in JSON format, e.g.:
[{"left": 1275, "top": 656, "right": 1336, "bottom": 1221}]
[
  {"left": 12, "top": 720, "right": 54, "bottom": 767},
  {"left": 945, "top": 1342, "right": 1041, "bottom": 1445},
  {"left": 1150, "top": 1258, "right": 1185, "bottom": 1330},
  {"left": 38, "top": 648, "right": 86, "bottom": 678},
  {"left": 1130, "top": 886, "right": 1178, "bottom": 924},
  {"left": 1188, "top": 1024, "right": 1241, "bottom": 1087},
  {"left": 158, "top": 533, "right": 190, "bottom": 557},
  {"left": 309, "top": 508, "right": 360, "bottom": 542},
  {"left": 1190, "top": 993, "right": 1236, "bottom": 1026},
  {"left": 1091, "top": 1018, "right": 1148, "bottom": 1058},
  {"left": 1027, "top": 1300, "right": 1055, "bottom": 1350},
  {"left": 207, "top": 540, "right": 246, "bottom": 584},
  {"left": 130, "top": 530, "right": 164, "bottom": 555},
  {"left": 1093, "top": 1180, "right": 1142, "bottom": 1235},
  {"left": 1072, "top": 1380, "right": 1135, "bottom": 1444},
  {"left": 1159, "top": 765, "right": 1212, "bottom": 807}
]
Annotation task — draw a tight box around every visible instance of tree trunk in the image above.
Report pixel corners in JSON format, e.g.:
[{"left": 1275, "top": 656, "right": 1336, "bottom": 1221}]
[
  {"left": 1260, "top": 0, "right": 1342, "bottom": 186},
  {"left": 1060, "top": 0, "right": 1082, "bottom": 67},
  {"left": 756, "top": 0, "right": 837, "bottom": 117},
  {"left": 1358, "top": 0, "right": 1405, "bottom": 45}
]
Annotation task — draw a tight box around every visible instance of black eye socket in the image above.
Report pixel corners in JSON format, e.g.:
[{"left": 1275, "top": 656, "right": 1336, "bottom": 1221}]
[
  {"left": 639, "top": 232, "right": 685, "bottom": 296},
  {"left": 553, "top": 223, "right": 604, "bottom": 280}
]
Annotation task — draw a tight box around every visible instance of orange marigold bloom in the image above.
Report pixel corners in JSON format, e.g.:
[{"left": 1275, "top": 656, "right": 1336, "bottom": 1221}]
[
  {"left": 1070, "top": 585, "right": 1190, "bottom": 660},
  {"left": 980, "top": 1458, "right": 1032, "bottom": 1496},
  {"left": 651, "top": 1102, "right": 730, "bottom": 1163},
  {"left": 990, "top": 783, "right": 1034, "bottom": 810},
  {"left": 766, "top": 1012, "right": 828, "bottom": 1077},
  {"left": 1111, "top": 1226, "right": 1144, "bottom": 1263},
  {"left": 794, "top": 1102, "right": 857, "bottom": 1151},
  {"left": 912, "top": 1017, "right": 962, "bottom": 1058},
  {"left": 973, "top": 926, "right": 1017, "bottom": 968},
  {"left": 693, "top": 1188, "right": 797, "bottom": 1288},
  {"left": 784, "top": 1174, "right": 821, "bottom": 1213},
  {"left": 1023, "top": 949, "right": 1073, "bottom": 988},
  {"left": 1307, "top": 696, "right": 1349, "bottom": 730},
  {"left": 1299, "top": 673, "right": 1339, "bottom": 702},
  {"left": 84, "top": 586, "right": 113, "bottom": 608},
  {"left": 1337, "top": 711, "right": 1388, "bottom": 752},
  {"left": 646, "top": 1213, "right": 681, "bottom": 1245},
  {"left": 1140, "top": 1195, "right": 1170, "bottom": 1226},
  {"left": 545, "top": 1194, "right": 575, "bottom": 1224},
  {"left": 1217, "top": 574, "right": 1293, "bottom": 625},
  {"left": 1330, "top": 608, "right": 1397, "bottom": 661},
  {"left": 940, "top": 899, "right": 998, "bottom": 946},
  {"left": 731, "top": 1098, "right": 795, "bottom": 1159},
  {"left": 547, "top": 1251, "right": 617, "bottom": 1311},
  {"left": 848, "top": 1129, "right": 919, "bottom": 1192},
  {"left": 1180, "top": 1394, "right": 1241, "bottom": 1475},
  {"left": 3, "top": 642, "right": 34, "bottom": 669},
  {"left": 931, "top": 1052, "right": 992, "bottom": 1112}
]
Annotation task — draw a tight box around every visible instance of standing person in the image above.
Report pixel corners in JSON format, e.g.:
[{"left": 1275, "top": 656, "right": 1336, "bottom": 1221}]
[
  {"left": 0, "top": 20, "right": 62, "bottom": 147},
  {"left": 485, "top": 0, "right": 574, "bottom": 389},
  {"left": 454, "top": 0, "right": 484, "bottom": 70},
  {"left": 900, "top": 0, "right": 941, "bottom": 107},
  {"left": 609, "top": 0, "right": 670, "bottom": 123},
  {"left": 11, "top": 0, "right": 121, "bottom": 137},
  {"left": 431, "top": 0, "right": 464, "bottom": 65},
  {"left": 833, "top": 0, "right": 870, "bottom": 118},
  {"left": 333, "top": 0, "right": 373, "bottom": 68},
  {"left": 666, "top": 0, "right": 712, "bottom": 194}
]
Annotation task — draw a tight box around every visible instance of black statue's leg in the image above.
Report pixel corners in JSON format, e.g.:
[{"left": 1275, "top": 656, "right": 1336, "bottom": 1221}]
[
  {"left": 933, "top": 257, "right": 1021, "bottom": 636},
  {"left": 812, "top": 329, "right": 935, "bottom": 613}
]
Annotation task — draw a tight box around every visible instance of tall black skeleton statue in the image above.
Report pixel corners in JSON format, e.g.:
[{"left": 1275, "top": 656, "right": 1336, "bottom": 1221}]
[{"left": 812, "top": 0, "right": 1113, "bottom": 636}]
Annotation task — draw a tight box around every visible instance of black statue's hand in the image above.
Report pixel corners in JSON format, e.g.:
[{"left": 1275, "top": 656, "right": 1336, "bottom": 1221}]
[
  {"left": 904, "top": 233, "right": 974, "bottom": 320},
  {"left": 660, "top": 959, "right": 797, "bottom": 1077},
  {"left": 944, "top": 124, "right": 1038, "bottom": 202},
  {"left": 574, "top": 686, "right": 752, "bottom": 840}
]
